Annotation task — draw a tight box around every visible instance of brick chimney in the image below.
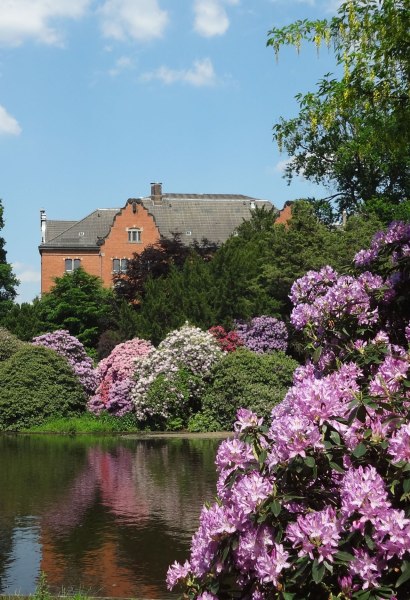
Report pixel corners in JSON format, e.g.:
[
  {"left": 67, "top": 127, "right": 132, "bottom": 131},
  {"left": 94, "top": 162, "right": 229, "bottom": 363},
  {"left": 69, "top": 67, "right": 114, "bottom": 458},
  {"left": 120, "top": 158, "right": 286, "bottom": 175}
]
[{"left": 151, "top": 182, "right": 163, "bottom": 205}]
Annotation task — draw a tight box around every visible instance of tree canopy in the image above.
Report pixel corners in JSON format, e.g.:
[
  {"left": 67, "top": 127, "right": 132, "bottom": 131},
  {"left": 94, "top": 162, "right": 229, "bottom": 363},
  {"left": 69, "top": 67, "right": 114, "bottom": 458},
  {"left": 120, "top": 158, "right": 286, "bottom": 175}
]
[
  {"left": 267, "top": 0, "right": 410, "bottom": 218},
  {"left": 0, "top": 200, "right": 19, "bottom": 320}
]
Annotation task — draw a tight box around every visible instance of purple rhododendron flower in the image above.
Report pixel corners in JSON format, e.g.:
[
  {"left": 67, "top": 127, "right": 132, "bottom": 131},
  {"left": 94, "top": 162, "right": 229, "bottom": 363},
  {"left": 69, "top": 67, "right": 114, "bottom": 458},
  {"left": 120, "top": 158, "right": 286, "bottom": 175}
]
[
  {"left": 235, "top": 316, "right": 288, "bottom": 353},
  {"left": 32, "top": 330, "right": 97, "bottom": 395}
]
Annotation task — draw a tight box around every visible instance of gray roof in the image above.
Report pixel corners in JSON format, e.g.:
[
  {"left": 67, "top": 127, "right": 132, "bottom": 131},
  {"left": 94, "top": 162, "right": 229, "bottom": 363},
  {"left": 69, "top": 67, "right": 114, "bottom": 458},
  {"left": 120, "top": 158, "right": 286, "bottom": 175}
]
[
  {"left": 140, "top": 195, "right": 273, "bottom": 244},
  {"left": 41, "top": 209, "right": 120, "bottom": 249},
  {"left": 40, "top": 194, "right": 274, "bottom": 250}
]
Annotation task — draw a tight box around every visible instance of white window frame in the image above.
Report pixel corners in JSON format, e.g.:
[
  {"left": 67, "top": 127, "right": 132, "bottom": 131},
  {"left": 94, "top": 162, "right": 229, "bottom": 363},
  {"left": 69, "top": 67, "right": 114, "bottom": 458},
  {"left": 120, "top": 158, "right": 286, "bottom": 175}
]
[
  {"left": 112, "top": 258, "right": 128, "bottom": 274},
  {"left": 65, "top": 258, "right": 81, "bottom": 272},
  {"left": 127, "top": 228, "right": 142, "bottom": 243}
]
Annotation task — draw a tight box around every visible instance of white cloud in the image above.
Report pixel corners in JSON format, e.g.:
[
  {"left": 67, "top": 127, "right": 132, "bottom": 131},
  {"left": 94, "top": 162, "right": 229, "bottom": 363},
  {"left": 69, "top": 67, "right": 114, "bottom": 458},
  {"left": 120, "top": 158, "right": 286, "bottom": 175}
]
[
  {"left": 108, "top": 55, "right": 134, "bottom": 76},
  {"left": 0, "top": 105, "right": 21, "bottom": 135},
  {"left": 0, "top": 0, "right": 91, "bottom": 46},
  {"left": 274, "top": 158, "right": 292, "bottom": 173},
  {"left": 13, "top": 263, "right": 40, "bottom": 283},
  {"left": 141, "top": 57, "right": 217, "bottom": 87},
  {"left": 98, "top": 0, "right": 168, "bottom": 42},
  {"left": 193, "top": 0, "right": 239, "bottom": 38}
]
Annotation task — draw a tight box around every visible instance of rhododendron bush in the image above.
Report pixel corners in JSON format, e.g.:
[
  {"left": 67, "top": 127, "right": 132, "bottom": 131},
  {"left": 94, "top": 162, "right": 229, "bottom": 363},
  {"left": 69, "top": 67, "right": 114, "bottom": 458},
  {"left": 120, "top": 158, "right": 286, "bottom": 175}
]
[
  {"left": 235, "top": 316, "right": 288, "bottom": 354},
  {"left": 208, "top": 326, "right": 243, "bottom": 353},
  {"left": 88, "top": 337, "right": 153, "bottom": 416},
  {"left": 131, "top": 323, "right": 224, "bottom": 427},
  {"left": 32, "top": 330, "right": 97, "bottom": 396},
  {"left": 167, "top": 222, "right": 410, "bottom": 599}
]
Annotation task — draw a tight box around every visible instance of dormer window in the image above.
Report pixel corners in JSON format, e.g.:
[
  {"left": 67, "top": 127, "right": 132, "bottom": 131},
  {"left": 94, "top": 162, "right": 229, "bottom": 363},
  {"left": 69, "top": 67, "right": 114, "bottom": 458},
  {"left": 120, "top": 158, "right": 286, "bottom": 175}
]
[{"left": 128, "top": 228, "right": 141, "bottom": 243}]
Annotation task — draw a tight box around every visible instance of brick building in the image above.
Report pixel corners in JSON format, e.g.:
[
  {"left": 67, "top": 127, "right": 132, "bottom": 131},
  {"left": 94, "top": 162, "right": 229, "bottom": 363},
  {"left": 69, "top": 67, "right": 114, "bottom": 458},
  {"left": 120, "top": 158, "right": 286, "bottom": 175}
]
[{"left": 39, "top": 182, "right": 277, "bottom": 295}]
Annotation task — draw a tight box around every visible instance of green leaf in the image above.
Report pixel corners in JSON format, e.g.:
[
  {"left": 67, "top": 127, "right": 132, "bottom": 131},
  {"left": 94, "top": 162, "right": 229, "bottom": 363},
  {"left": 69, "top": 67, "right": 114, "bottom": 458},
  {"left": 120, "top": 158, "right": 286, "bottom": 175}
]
[
  {"left": 304, "top": 456, "right": 316, "bottom": 468},
  {"left": 403, "top": 478, "right": 410, "bottom": 493},
  {"left": 396, "top": 561, "right": 410, "bottom": 588},
  {"left": 311, "top": 559, "right": 325, "bottom": 583},
  {"left": 335, "top": 550, "right": 354, "bottom": 562},
  {"left": 271, "top": 499, "right": 282, "bottom": 517},
  {"left": 352, "top": 442, "right": 367, "bottom": 458}
]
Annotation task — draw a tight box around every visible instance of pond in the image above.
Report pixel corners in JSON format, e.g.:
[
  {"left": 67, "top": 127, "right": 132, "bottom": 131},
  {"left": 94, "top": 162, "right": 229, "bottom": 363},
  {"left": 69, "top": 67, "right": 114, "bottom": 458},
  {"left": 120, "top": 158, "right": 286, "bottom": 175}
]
[{"left": 0, "top": 434, "right": 224, "bottom": 598}]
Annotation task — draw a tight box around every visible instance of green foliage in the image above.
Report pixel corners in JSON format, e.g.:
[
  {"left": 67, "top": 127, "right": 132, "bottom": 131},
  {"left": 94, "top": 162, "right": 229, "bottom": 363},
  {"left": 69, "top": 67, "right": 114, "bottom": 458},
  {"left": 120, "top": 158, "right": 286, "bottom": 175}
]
[
  {"left": 267, "top": 0, "right": 410, "bottom": 217},
  {"left": 0, "top": 300, "right": 44, "bottom": 340},
  {"left": 36, "top": 268, "right": 116, "bottom": 350},
  {"left": 25, "top": 411, "right": 141, "bottom": 433},
  {"left": 0, "top": 200, "right": 19, "bottom": 320},
  {"left": 0, "top": 345, "right": 86, "bottom": 431},
  {"left": 135, "top": 257, "right": 217, "bottom": 345},
  {"left": 144, "top": 368, "right": 204, "bottom": 430},
  {"left": 0, "top": 327, "right": 26, "bottom": 361},
  {"left": 201, "top": 347, "right": 298, "bottom": 430},
  {"left": 187, "top": 409, "right": 225, "bottom": 433}
]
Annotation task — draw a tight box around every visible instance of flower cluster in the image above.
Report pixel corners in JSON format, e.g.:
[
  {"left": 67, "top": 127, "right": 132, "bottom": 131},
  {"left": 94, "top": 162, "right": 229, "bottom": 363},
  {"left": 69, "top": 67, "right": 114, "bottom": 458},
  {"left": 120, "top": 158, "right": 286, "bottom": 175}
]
[
  {"left": 32, "top": 330, "right": 97, "bottom": 395},
  {"left": 354, "top": 221, "right": 410, "bottom": 267},
  {"left": 168, "top": 222, "right": 410, "bottom": 599},
  {"left": 208, "top": 326, "right": 243, "bottom": 352},
  {"left": 131, "top": 324, "right": 224, "bottom": 423},
  {"left": 235, "top": 316, "right": 288, "bottom": 353},
  {"left": 87, "top": 337, "right": 153, "bottom": 416}
]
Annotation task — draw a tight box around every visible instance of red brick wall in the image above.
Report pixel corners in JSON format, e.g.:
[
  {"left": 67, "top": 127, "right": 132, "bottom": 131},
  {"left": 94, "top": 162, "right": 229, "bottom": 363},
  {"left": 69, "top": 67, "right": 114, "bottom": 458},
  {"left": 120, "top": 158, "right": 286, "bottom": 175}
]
[
  {"left": 41, "top": 250, "right": 101, "bottom": 294},
  {"left": 40, "top": 201, "right": 160, "bottom": 294},
  {"left": 275, "top": 202, "right": 293, "bottom": 225},
  {"left": 100, "top": 200, "right": 160, "bottom": 286}
]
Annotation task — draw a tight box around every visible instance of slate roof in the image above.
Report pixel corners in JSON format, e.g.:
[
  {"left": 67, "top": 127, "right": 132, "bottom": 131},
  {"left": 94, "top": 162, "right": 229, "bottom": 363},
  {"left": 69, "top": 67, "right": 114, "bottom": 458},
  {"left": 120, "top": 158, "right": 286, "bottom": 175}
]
[
  {"left": 40, "top": 193, "right": 274, "bottom": 250},
  {"left": 41, "top": 209, "right": 121, "bottom": 249},
  {"left": 140, "top": 194, "right": 274, "bottom": 245}
]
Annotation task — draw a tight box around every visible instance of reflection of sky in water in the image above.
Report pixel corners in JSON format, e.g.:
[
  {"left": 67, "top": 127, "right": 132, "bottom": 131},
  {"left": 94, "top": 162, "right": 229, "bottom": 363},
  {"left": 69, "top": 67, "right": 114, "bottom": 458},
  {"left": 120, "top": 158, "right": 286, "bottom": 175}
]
[{"left": 2, "top": 517, "right": 41, "bottom": 595}]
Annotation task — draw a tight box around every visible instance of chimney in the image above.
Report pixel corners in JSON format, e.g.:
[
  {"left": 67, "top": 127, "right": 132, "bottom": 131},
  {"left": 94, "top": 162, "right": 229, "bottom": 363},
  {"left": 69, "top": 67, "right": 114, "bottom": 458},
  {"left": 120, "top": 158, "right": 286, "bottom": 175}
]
[
  {"left": 151, "top": 182, "right": 163, "bottom": 205},
  {"left": 40, "top": 209, "right": 47, "bottom": 243}
]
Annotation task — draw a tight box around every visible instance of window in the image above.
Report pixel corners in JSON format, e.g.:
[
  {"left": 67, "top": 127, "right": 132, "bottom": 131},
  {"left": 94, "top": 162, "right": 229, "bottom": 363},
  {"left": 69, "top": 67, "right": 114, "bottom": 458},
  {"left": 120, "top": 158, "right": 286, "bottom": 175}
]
[
  {"left": 128, "top": 228, "right": 141, "bottom": 243},
  {"left": 112, "top": 258, "right": 128, "bottom": 274},
  {"left": 65, "top": 258, "right": 81, "bottom": 272}
]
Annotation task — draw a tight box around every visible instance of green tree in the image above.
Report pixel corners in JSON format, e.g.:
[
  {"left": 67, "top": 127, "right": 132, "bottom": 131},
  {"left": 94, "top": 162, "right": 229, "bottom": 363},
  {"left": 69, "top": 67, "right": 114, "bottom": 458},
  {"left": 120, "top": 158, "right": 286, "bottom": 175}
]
[
  {"left": 0, "top": 200, "right": 19, "bottom": 320},
  {"left": 1, "top": 300, "right": 44, "bottom": 341},
  {"left": 268, "top": 0, "right": 410, "bottom": 218},
  {"left": 37, "top": 268, "right": 116, "bottom": 350}
]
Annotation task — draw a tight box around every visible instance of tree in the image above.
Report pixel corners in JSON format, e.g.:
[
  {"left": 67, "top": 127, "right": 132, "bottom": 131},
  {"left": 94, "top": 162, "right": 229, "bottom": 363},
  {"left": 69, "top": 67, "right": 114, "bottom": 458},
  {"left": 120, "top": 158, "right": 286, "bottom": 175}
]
[
  {"left": 36, "top": 268, "right": 116, "bottom": 350},
  {"left": 0, "top": 200, "right": 19, "bottom": 320},
  {"left": 267, "top": 0, "right": 410, "bottom": 218},
  {"left": 114, "top": 234, "right": 218, "bottom": 304}
]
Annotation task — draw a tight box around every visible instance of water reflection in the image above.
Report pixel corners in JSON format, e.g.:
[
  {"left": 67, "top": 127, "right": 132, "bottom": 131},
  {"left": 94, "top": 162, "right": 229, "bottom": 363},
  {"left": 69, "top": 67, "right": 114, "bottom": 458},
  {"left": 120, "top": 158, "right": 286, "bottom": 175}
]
[{"left": 0, "top": 435, "right": 222, "bottom": 597}]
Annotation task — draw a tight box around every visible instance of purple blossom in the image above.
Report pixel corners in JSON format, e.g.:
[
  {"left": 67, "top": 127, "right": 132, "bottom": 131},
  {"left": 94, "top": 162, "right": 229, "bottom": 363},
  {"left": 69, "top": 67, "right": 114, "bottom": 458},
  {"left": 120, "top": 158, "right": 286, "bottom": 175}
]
[
  {"left": 286, "top": 507, "right": 340, "bottom": 563},
  {"left": 235, "top": 316, "right": 288, "bottom": 353},
  {"left": 166, "top": 560, "right": 191, "bottom": 590},
  {"left": 234, "top": 408, "right": 264, "bottom": 433},
  {"left": 32, "top": 330, "right": 97, "bottom": 395},
  {"left": 388, "top": 422, "right": 410, "bottom": 463},
  {"left": 255, "top": 543, "right": 290, "bottom": 585}
]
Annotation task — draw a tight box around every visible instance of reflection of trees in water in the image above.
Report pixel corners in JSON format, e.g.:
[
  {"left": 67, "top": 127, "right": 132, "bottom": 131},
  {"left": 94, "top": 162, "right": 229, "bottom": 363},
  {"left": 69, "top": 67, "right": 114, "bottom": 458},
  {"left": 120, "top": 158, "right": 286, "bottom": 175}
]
[
  {"left": 0, "top": 521, "right": 14, "bottom": 592},
  {"left": 38, "top": 438, "right": 220, "bottom": 597}
]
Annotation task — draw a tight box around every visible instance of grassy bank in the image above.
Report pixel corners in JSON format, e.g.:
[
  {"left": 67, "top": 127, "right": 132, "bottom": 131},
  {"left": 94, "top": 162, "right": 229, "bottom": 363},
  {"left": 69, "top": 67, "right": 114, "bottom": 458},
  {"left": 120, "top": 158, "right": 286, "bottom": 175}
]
[{"left": 23, "top": 412, "right": 142, "bottom": 434}]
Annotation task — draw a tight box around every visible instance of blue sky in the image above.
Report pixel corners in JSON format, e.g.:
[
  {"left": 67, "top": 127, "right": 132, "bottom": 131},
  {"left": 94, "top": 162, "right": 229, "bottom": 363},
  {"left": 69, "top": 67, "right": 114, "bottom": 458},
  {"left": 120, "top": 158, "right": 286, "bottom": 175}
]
[{"left": 0, "top": 0, "right": 341, "bottom": 303}]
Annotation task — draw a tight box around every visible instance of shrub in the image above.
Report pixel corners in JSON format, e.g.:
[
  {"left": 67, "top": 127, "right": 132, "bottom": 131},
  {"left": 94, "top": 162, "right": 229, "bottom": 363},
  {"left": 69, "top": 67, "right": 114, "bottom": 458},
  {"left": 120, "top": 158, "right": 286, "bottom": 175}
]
[
  {"left": 208, "top": 326, "right": 243, "bottom": 352},
  {"left": 167, "top": 222, "right": 410, "bottom": 599},
  {"left": 235, "top": 315, "right": 288, "bottom": 353},
  {"left": 88, "top": 337, "right": 153, "bottom": 416},
  {"left": 131, "top": 323, "right": 224, "bottom": 424},
  {"left": 0, "top": 345, "right": 87, "bottom": 431},
  {"left": 0, "top": 327, "right": 26, "bottom": 361},
  {"left": 32, "top": 330, "right": 97, "bottom": 395},
  {"left": 200, "top": 348, "right": 298, "bottom": 430}
]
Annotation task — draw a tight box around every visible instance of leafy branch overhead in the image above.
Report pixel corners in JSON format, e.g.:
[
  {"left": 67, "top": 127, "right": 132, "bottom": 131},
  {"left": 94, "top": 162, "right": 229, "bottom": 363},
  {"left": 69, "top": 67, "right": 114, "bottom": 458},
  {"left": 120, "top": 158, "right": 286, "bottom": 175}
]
[{"left": 267, "top": 0, "right": 410, "bottom": 216}]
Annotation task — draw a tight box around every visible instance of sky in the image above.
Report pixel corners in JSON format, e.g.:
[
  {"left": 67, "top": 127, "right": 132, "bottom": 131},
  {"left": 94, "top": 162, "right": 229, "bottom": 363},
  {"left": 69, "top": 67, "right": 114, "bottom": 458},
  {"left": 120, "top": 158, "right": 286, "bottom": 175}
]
[{"left": 0, "top": 0, "right": 341, "bottom": 303}]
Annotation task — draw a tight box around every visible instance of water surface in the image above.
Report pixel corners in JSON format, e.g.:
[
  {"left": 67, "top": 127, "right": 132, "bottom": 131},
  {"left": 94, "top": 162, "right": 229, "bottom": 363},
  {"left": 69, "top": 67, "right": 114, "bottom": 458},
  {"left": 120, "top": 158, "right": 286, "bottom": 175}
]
[{"left": 0, "top": 434, "right": 222, "bottom": 598}]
